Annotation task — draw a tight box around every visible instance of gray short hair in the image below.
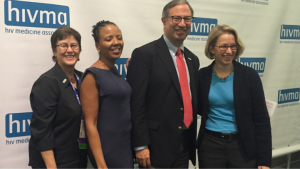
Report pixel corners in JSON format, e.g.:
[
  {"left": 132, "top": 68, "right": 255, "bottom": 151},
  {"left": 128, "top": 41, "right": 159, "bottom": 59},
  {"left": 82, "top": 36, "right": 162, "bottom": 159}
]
[{"left": 162, "top": 0, "right": 194, "bottom": 20}]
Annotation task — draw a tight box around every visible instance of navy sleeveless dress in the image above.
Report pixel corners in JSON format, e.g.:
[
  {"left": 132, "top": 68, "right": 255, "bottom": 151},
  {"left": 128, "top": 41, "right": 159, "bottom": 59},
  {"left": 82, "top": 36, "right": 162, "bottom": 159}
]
[{"left": 82, "top": 67, "right": 133, "bottom": 168}]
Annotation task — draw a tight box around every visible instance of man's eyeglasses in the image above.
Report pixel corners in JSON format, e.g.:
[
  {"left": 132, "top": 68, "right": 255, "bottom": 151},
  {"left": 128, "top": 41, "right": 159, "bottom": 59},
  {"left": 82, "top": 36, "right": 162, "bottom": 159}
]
[
  {"left": 57, "top": 43, "right": 79, "bottom": 52},
  {"left": 169, "top": 16, "right": 194, "bottom": 24},
  {"left": 214, "top": 45, "right": 238, "bottom": 52}
]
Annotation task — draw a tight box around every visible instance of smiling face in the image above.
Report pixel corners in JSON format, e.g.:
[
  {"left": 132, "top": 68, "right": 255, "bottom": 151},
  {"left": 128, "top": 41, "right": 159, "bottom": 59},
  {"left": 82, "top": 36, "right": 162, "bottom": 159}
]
[
  {"left": 210, "top": 33, "right": 237, "bottom": 66},
  {"left": 96, "top": 24, "right": 124, "bottom": 60},
  {"left": 53, "top": 35, "right": 80, "bottom": 68},
  {"left": 162, "top": 3, "right": 192, "bottom": 47}
]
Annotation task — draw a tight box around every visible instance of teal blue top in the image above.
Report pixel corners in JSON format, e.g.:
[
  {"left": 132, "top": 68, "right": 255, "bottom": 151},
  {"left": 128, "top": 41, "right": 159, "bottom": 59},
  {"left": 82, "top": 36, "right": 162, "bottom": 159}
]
[{"left": 205, "top": 71, "right": 237, "bottom": 133}]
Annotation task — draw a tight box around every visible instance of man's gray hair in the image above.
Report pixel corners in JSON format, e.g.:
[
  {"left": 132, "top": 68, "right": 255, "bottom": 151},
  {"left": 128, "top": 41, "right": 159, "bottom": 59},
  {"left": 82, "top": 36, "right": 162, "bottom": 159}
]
[{"left": 162, "top": 0, "right": 194, "bottom": 20}]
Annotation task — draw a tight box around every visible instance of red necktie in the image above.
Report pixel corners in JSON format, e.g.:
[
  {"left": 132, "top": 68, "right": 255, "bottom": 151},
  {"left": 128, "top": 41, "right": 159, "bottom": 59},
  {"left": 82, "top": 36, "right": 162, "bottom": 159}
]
[{"left": 176, "top": 48, "right": 193, "bottom": 128}]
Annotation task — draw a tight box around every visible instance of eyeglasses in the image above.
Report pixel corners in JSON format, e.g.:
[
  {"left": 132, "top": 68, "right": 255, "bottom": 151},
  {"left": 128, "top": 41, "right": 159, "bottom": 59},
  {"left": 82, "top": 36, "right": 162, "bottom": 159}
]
[
  {"left": 57, "top": 43, "right": 79, "bottom": 52},
  {"left": 169, "top": 16, "right": 194, "bottom": 24},
  {"left": 214, "top": 45, "right": 238, "bottom": 52}
]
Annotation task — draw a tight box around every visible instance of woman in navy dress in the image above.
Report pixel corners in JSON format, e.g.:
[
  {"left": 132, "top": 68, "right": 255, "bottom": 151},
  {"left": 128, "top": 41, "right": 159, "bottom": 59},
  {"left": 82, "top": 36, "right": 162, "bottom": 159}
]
[{"left": 80, "top": 21, "right": 133, "bottom": 168}]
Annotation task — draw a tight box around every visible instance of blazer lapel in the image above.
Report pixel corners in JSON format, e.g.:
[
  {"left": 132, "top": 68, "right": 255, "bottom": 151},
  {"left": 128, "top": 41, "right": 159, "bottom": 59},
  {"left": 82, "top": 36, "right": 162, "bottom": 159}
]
[
  {"left": 53, "top": 63, "right": 81, "bottom": 107},
  {"left": 233, "top": 60, "right": 244, "bottom": 117},
  {"left": 156, "top": 36, "right": 182, "bottom": 98},
  {"left": 204, "top": 63, "right": 213, "bottom": 106},
  {"left": 53, "top": 63, "right": 70, "bottom": 88}
]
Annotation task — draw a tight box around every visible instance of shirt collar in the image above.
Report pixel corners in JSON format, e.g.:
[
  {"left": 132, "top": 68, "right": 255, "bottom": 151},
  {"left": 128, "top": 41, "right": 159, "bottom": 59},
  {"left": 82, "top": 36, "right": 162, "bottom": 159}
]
[{"left": 163, "top": 34, "right": 184, "bottom": 56}]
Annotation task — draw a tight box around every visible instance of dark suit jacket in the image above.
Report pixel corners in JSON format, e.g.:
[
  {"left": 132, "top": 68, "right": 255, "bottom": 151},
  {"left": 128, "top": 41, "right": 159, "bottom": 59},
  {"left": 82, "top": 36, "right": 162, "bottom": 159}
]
[
  {"left": 29, "top": 63, "right": 84, "bottom": 168},
  {"left": 197, "top": 60, "right": 272, "bottom": 167},
  {"left": 127, "top": 36, "right": 199, "bottom": 167}
]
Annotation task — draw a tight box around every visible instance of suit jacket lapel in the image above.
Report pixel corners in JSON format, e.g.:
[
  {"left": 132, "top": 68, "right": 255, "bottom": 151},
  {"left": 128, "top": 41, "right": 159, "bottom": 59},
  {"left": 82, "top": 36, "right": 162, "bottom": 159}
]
[{"left": 156, "top": 36, "right": 182, "bottom": 98}]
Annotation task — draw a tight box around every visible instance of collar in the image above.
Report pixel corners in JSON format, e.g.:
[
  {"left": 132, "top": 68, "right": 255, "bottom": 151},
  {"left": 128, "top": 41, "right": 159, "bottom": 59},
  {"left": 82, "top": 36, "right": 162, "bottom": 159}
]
[
  {"left": 53, "top": 63, "right": 76, "bottom": 88},
  {"left": 163, "top": 34, "right": 184, "bottom": 56}
]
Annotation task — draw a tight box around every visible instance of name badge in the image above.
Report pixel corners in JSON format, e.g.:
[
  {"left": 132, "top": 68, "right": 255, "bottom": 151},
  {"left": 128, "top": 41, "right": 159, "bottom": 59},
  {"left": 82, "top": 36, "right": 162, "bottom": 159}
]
[{"left": 78, "top": 119, "right": 87, "bottom": 149}]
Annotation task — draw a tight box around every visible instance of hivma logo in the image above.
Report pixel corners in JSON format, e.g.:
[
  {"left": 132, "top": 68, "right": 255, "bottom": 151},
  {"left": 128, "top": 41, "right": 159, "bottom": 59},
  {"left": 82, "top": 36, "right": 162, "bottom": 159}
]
[
  {"left": 278, "top": 88, "right": 299, "bottom": 105},
  {"left": 189, "top": 17, "right": 217, "bottom": 36},
  {"left": 115, "top": 58, "right": 128, "bottom": 79},
  {"left": 4, "top": 0, "right": 70, "bottom": 28},
  {"left": 187, "top": 17, "right": 217, "bottom": 41},
  {"left": 237, "top": 58, "right": 266, "bottom": 73},
  {"left": 5, "top": 112, "right": 32, "bottom": 138},
  {"left": 280, "top": 25, "right": 300, "bottom": 40}
]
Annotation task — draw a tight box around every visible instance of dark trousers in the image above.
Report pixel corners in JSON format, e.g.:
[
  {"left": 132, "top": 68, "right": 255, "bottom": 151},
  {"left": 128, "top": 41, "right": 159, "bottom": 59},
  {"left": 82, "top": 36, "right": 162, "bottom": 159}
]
[
  {"left": 31, "top": 160, "right": 80, "bottom": 169},
  {"left": 151, "top": 130, "right": 190, "bottom": 169},
  {"left": 79, "top": 148, "right": 88, "bottom": 168},
  {"left": 169, "top": 143, "right": 189, "bottom": 168},
  {"left": 198, "top": 133, "right": 256, "bottom": 168}
]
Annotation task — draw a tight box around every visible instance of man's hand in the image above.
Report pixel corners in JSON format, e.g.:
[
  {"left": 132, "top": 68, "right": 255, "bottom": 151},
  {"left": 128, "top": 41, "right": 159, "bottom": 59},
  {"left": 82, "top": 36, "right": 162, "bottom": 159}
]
[
  {"left": 258, "top": 166, "right": 270, "bottom": 169},
  {"left": 126, "top": 58, "right": 131, "bottom": 69},
  {"left": 135, "top": 148, "right": 151, "bottom": 168}
]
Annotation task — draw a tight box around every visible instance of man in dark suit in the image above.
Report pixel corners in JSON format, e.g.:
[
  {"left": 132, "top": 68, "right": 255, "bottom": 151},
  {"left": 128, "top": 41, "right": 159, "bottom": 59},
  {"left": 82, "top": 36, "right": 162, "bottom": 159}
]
[{"left": 127, "top": 0, "right": 199, "bottom": 168}]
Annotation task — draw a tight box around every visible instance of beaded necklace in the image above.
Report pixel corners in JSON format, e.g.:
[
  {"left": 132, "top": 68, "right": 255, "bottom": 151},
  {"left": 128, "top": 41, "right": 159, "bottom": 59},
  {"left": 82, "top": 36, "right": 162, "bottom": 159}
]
[{"left": 213, "top": 65, "right": 234, "bottom": 80}]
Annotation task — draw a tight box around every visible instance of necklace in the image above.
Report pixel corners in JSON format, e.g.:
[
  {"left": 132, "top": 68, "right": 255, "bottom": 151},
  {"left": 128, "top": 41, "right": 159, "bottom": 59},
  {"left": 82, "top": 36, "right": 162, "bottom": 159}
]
[{"left": 213, "top": 65, "right": 234, "bottom": 80}]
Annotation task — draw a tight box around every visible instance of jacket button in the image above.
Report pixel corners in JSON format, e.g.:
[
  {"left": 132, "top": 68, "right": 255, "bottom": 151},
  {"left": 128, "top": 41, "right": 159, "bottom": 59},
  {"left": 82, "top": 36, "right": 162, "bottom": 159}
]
[
  {"left": 180, "top": 108, "right": 184, "bottom": 111},
  {"left": 178, "top": 126, "right": 182, "bottom": 130}
]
